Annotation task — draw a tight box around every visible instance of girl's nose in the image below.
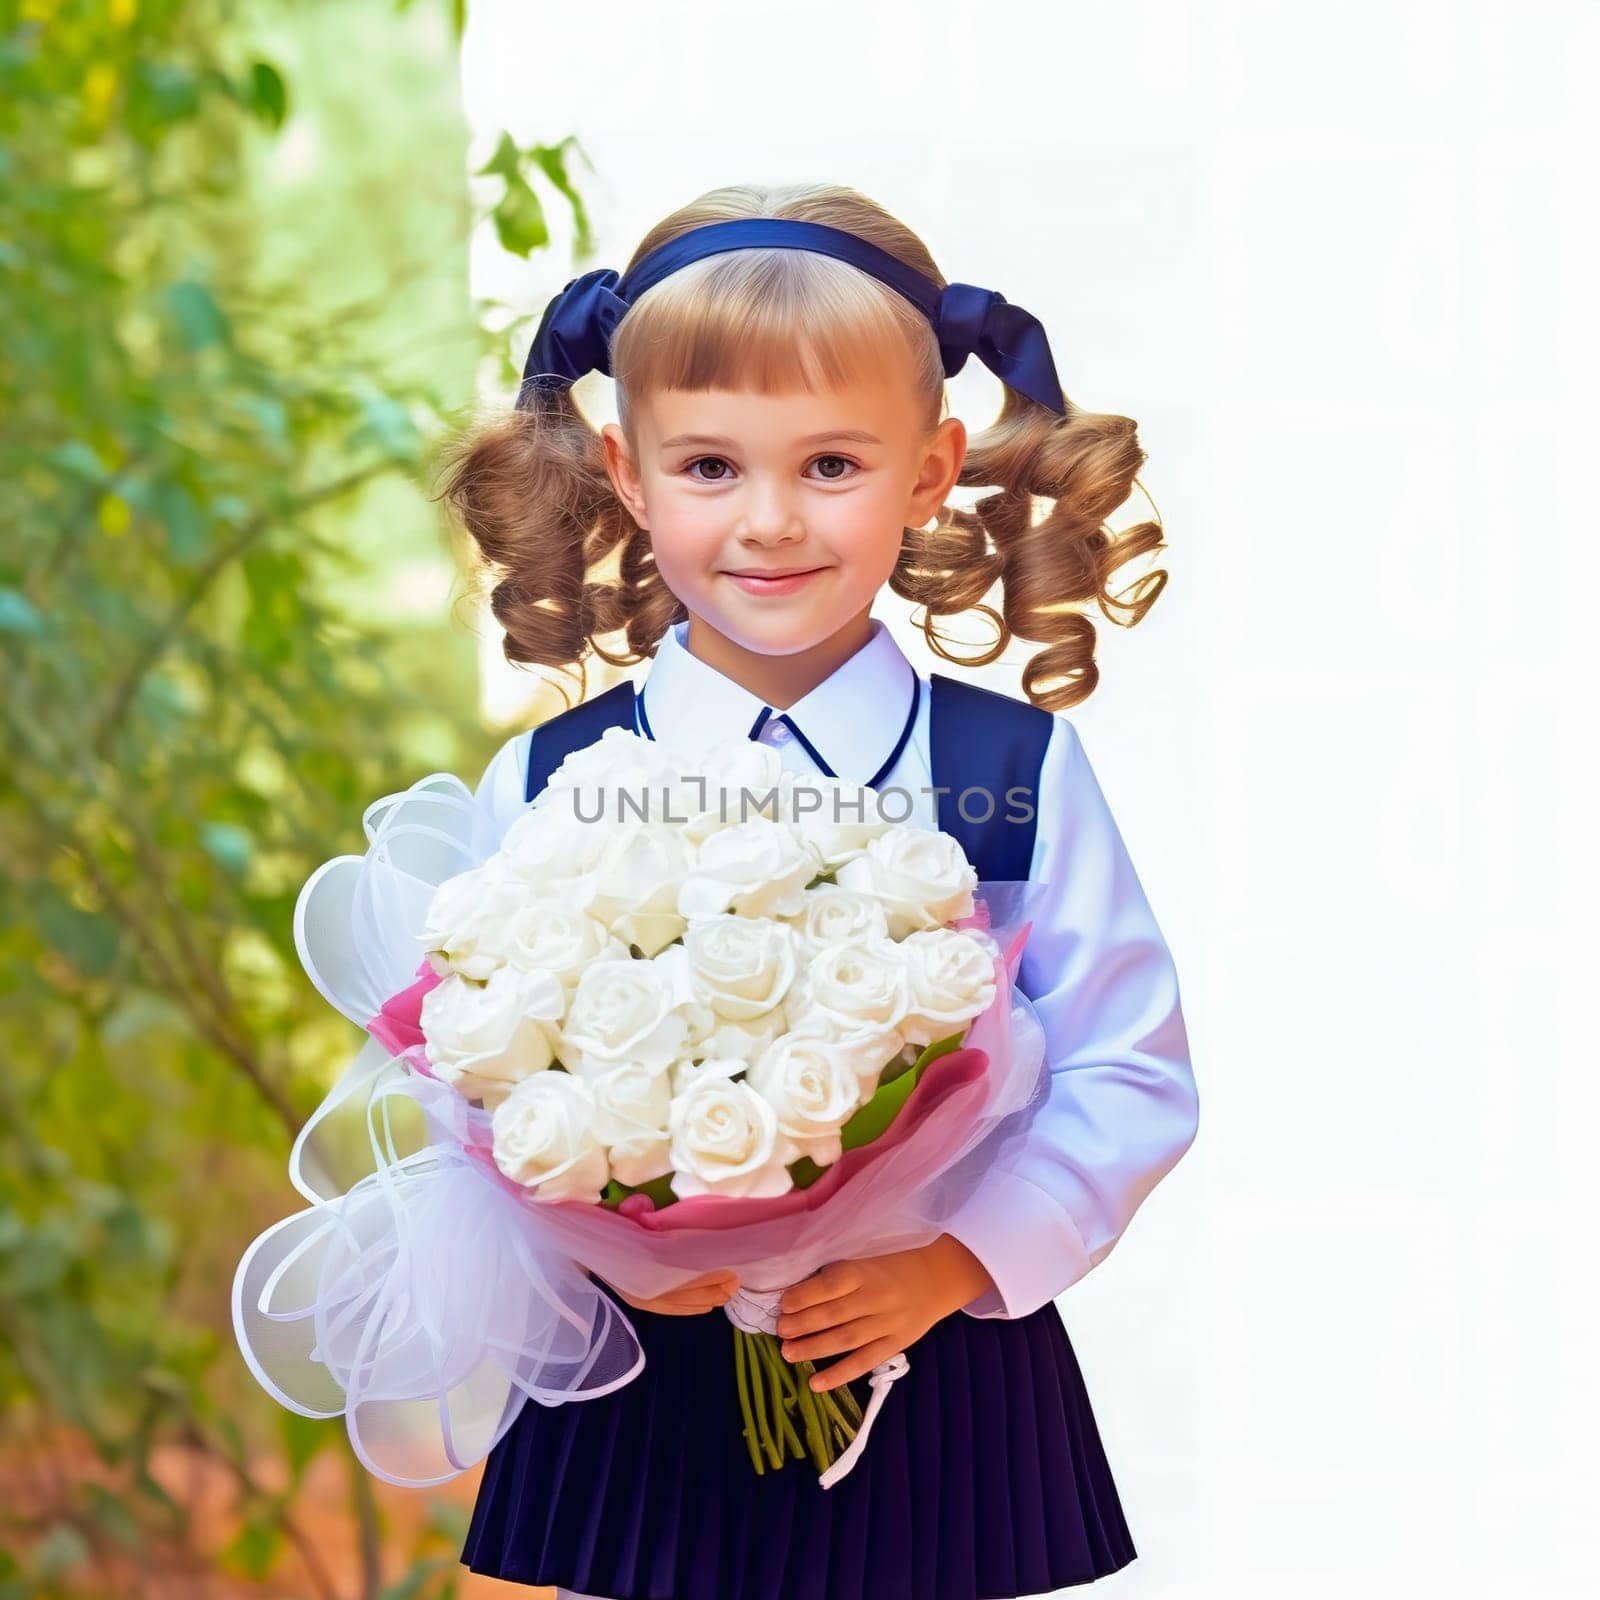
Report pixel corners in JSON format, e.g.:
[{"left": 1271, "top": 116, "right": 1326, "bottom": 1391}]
[{"left": 734, "top": 478, "right": 804, "bottom": 541}]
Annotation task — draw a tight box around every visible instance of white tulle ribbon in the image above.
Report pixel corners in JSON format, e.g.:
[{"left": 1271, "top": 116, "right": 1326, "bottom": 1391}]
[
  {"left": 231, "top": 1062, "right": 644, "bottom": 1486},
  {"left": 234, "top": 774, "right": 643, "bottom": 1487},
  {"left": 291, "top": 774, "right": 498, "bottom": 1038}
]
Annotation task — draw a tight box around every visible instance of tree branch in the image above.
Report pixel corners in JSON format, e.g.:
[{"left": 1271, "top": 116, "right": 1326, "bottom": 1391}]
[{"left": 91, "top": 460, "right": 399, "bottom": 759}]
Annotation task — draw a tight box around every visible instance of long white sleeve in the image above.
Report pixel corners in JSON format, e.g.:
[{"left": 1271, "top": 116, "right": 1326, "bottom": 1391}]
[
  {"left": 941, "top": 714, "right": 1198, "bottom": 1319},
  {"left": 472, "top": 730, "right": 533, "bottom": 837}
]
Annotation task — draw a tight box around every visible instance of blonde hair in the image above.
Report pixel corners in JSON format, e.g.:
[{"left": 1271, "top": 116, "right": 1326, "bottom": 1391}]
[{"left": 437, "top": 181, "right": 1167, "bottom": 711}]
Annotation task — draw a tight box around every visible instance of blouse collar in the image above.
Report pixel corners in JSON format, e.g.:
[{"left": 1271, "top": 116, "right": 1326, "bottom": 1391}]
[{"left": 636, "top": 616, "right": 920, "bottom": 786}]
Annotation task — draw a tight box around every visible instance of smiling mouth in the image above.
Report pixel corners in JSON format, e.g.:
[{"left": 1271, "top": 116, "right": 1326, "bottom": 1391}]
[{"left": 721, "top": 566, "right": 828, "bottom": 595}]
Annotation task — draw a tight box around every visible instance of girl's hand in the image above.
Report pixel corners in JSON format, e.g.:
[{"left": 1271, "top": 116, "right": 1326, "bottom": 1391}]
[
  {"left": 775, "top": 1235, "right": 995, "bottom": 1390},
  {"left": 606, "top": 1268, "right": 740, "bottom": 1317}
]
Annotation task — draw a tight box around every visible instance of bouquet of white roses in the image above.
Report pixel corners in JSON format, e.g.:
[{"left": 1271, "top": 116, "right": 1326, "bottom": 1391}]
[{"left": 233, "top": 727, "right": 1048, "bottom": 1489}]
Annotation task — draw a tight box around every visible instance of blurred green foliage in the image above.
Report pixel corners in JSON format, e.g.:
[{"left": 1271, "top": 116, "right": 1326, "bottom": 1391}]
[{"left": 0, "top": 0, "right": 591, "bottom": 1593}]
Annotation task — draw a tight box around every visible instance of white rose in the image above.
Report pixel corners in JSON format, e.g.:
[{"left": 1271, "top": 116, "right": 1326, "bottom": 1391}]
[
  {"left": 420, "top": 965, "right": 566, "bottom": 1108},
  {"left": 683, "top": 1003, "right": 792, "bottom": 1068},
  {"left": 746, "top": 1035, "right": 863, "bottom": 1168},
  {"left": 561, "top": 948, "right": 698, "bottom": 1078},
  {"left": 787, "top": 776, "right": 894, "bottom": 868},
  {"left": 897, "top": 927, "right": 999, "bottom": 1047},
  {"left": 500, "top": 896, "right": 628, "bottom": 986},
  {"left": 676, "top": 739, "right": 795, "bottom": 840},
  {"left": 585, "top": 823, "right": 696, "bottom": 956},
  {"left": 788, "top": 936, "right": 912, "bottom": 1040},
  {"left": 491, "top": 1071, "right": 610, "bottom": 1202},
  {"left": 833, "top": 825, "right": 977, "bottom": 938},
  {"left": 418, "top": 863, "right": 529, "bottom": 981},
  {"left": 677, "top": 817, "right": 819, "bottom": 921},
  {"left": 668, "top": 1076, "right": 799, "bottom": 1200},
  {"left": 785, "top": 938, "right": 913, "bottom": 1097},
  {"left": 783, "top": 883, "right": 891, "bottom": 962},
  {"left": 588, "top": 1063, "right": 673, "bottom": 1186},
  {"left": 533, "top": 725, "right": 681, "bottom": 821},
  {"left": 681, "top": 914, "right": 799, "bottom": 1022},
  {"left": 668, "top": 1053, "right": 747, "bottom": 1098},
  {"left": 497, "top": 805, "right": 611, "bottom": 903},
  {"left": 784, "top": 1011, "right": 902, "bottom": 1099}
]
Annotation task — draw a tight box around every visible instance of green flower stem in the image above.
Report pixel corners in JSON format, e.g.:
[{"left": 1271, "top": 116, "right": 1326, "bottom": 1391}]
[
  {"left": 829, "top": 1369, "right": 865, "bottom": 1429},
  {"left": 808, "top": 1364, "right": 864, "bottom": 1441},
  {"left": 792, "top": 1359, "right": 829, "bottom": 1469},
  {"left": 819, "top": 1396, "right": 849, "bottom": 1453},
  {"left": 756, "top": 1336, "right": 804, "bottom": 1461},
  {"left": 755, "top": 1331, "right": 819, "bottom": 1465},
  {"left": 777, "top": 1357, "right": 808, "bottom": 1463},
  {"left": 733, "top": 1326, "right": 764, "bottom": 1474},
  {"left": 744, "top": 1331, "right": 782, "bottom": 1469},
  {"left": 731, "top": 1330, "right": 874, "bottom": 1475}
]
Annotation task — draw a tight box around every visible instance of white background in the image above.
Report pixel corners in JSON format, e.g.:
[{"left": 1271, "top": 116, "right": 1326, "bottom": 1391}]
[{"left": 459, "top": 3, "right": 1598, "bottom": 1594}]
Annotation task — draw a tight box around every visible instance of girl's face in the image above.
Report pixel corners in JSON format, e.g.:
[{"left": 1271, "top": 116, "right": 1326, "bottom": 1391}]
[{"left": 599, "top": 340, "right": 965, "bottom": 695}]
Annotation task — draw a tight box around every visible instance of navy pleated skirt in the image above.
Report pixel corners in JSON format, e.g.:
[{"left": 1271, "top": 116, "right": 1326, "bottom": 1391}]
[{"left": 460, "top": 1291, "right": 1137, "bottom": 1600}]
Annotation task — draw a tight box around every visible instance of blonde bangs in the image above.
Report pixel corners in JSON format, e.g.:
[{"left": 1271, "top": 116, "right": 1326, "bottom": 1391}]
[{"left": 609, "top": 249, "right": 943, "bottom": 421}]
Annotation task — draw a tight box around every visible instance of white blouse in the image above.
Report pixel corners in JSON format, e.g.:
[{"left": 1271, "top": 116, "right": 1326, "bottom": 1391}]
[{"left": 474, "top": 617, "right": 1198, "bottom": 1319}]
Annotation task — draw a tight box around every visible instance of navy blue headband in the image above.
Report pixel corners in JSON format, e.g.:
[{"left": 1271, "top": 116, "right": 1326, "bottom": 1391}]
[{"left": 515, "top": 217, "right": 1067, "bottom": 414}]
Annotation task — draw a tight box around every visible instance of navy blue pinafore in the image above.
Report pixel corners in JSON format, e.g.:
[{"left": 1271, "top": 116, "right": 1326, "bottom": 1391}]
[{"left": 461, "top": 675, "right": 1138, "bottom": 1600}]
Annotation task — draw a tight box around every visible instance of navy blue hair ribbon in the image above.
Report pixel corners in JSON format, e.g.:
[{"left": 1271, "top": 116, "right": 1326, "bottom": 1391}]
[{"left": 515, "top": 217, "right": 1067, "bottom": 414}]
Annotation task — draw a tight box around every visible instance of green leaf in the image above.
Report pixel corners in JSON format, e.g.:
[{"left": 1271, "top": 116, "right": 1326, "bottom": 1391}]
[
  {"left": 31, "top": 1522, "right": 92, "bottom": 1580},
  {"left": 783, "top": 1034, "right": 965, "bottom": 1192},
  {"left": 36, "top": 887, "right": 122, "bottom": 980},
  {"left": 236, "top": 393, "right": 289, "bottom": 443},
  {"left": 2, "top": 1228, "right": 72, "bottom": 1297},
  {"left": 151, "top": 480, "right": 209, "bottom": 565},
  {"left": 378, "top": 1554, "right": 464, "bottom": 1599},
  {"left": 80, "top": 1482, "right": 144, "bottom": 1552},
  {"left": 248, "top": 61, "right": 287, "bottom": 128},
  {"left": 0, "top": 1211, "right": 25, "bottom": 1253},
  {"left": 219, "top": 1512, "right": 282, "bottom": 1581},
  {"left": 492, "top": 172, "right": 548, "bottom": 258},
  {"left": 820, "top": 1030, "right": 968, "bottom": 1174},
  {"left": 787, "top": 1154, "right": 827, "bottom": 1191},
  {"left": 241, "top": 548, "right": 305, "bottom": 665},
  {"left": 278, "top": 1408, "right": 327, "bottom": 1485},
  {"left": 348, "top": 389, "right": 422, "bottom": 461},
  {"left": 132, "top": 671, "right": 199, "bottom": 734},
  {"left": 133, "top": 60, "right": 202, "bottom": 123},
  {"left": 45, "top": 440, "right": 109, "bottom": 484},
  {"left": 473, "top": 130, "right": 521, "bottom": 182},
  {"left": 101, "top": 1195, "right": 152, "bottom": 1260},
  {"left": 601, "top": 1171, "right": 674, "bottom": 1210},
  {"left": 200, "top": 820, "right": 253, "bottom": 876},
  {"left": 166, "top": 279, "right": 231, "bottom": 351},
  {"left": 0, "top": 587, "right": 45, "bottom": 636},
  {"left": 528, "top": 137, "right": 594, "bottom": 256}
]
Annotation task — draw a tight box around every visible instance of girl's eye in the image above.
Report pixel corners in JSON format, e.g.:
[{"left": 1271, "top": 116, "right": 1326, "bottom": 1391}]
[{"left": 681, "top": 454, "right": 860, "bottom": 484}]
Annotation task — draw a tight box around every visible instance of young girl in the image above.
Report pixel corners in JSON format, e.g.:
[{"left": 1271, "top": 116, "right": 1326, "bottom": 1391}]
[{"left": 440, "top": 182, "right": 1198, "bottom": 1600}]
